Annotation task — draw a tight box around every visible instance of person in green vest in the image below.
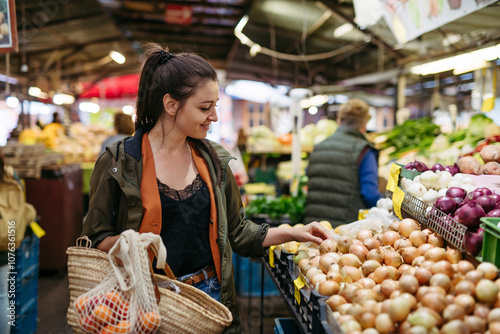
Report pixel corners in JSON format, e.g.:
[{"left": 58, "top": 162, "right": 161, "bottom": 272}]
[{"left": 304, "top": 98, "right": 383, "bottom": 227}]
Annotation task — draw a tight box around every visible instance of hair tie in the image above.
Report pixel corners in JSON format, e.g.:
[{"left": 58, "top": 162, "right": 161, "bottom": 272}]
[{"left": 158, "top": 50, "right": 172, "bottom": 65}]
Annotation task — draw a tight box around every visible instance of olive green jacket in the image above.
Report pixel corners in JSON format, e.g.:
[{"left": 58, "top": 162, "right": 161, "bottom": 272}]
[
  {"left": 81, "top": 128, "right": 270, "bottom": 333},
  {"left": 304, "top": 126, "right": 371, "bottom": 227}
]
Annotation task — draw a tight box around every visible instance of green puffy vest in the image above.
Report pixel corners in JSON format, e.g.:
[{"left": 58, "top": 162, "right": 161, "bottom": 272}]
[{"left": 304, "top": 126, "right": 371, "bottom": 227}]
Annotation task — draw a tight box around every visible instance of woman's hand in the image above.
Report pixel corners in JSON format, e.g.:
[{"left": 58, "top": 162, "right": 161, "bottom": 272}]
[
  {"left": 96, "top": 235, "right": 120, "bottom": 252},
  {"left": 263, "top": 221, "right": 333, "bottom": 247}
]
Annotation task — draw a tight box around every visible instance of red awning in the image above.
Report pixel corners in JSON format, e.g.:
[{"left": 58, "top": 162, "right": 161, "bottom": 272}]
[{"left": 79, "top": 73, "right": 139, "bottom": 99}]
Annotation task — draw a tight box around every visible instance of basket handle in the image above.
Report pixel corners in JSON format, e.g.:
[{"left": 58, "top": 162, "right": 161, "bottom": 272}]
[
  {"left": 76, "top": 236, "right": 92, "bottom": 248},
  {"left": 150, "top": 245, "right": 176, "bottom": 280}
]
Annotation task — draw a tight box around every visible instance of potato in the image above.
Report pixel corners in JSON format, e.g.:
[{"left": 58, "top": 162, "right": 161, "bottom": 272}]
[
  {"left": 480, "top": 145, "right": 500, "bottom": 164},
  {"left": 457, "top": 156, "right": 483, "bottom": 175},
  {"left": 482, "top": 161, "right": 500, "bottom": 175}
]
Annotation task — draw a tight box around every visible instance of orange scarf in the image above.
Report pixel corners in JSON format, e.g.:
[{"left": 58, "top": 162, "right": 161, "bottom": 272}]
[{"left": 138, "top": 134, "right": 221, "bottom": 282}]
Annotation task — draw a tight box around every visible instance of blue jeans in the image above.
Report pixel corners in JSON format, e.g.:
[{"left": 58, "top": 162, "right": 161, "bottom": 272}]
[{"left": 178, "top": 267, "right": 221, "bottom": 302}]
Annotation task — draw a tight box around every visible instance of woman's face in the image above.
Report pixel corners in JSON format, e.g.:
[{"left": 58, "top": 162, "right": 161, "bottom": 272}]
[{"left": 175, "top": 80, "right": 219, "bottom": 139}]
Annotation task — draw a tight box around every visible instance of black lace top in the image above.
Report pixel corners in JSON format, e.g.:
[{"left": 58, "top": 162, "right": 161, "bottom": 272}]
[{"left": 156, "top": 174, "right": 213, "bottom": 277}]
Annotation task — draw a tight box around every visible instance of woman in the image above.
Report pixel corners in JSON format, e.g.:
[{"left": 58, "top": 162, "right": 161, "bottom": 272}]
[{"left": 81, "top": 43, "right": 332, "bottom": 333}]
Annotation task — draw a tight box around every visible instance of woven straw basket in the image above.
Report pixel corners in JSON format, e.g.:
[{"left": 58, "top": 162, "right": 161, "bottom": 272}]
[{"left": 66, "top": 240, "right": 233, "bottom": 334}]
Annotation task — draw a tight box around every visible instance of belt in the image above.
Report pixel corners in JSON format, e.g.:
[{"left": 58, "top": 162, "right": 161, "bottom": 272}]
[{"left": 179, "top": 265, "right": 216, "bottom": 286}]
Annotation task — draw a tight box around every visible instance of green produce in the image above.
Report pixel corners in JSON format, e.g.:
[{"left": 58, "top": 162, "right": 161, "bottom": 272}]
[{"left": 245, "top": 193, "right": 306, "bottom": 223}]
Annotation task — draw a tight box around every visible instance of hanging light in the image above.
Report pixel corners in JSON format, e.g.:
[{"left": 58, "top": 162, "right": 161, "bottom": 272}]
[{"left": 109, "top": 51, "right": 126, "bottom": 64}]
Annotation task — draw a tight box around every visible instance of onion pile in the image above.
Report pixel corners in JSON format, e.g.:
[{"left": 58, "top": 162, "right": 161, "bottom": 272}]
[{"left": 294, "top": 219, "right": 500, "bottom": 334}]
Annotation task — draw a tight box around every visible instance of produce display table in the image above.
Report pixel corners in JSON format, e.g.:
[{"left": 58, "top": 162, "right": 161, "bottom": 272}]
[{"left": 24, "top": 164, "right": 83, "bottom": 273}]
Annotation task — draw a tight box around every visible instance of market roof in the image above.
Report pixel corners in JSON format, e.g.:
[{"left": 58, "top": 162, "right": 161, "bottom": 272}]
[{"left": 2, "top": 0, "right": 500, "bottom": 97}]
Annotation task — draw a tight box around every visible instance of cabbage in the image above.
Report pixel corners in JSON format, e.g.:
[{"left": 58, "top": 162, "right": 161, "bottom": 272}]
[{"left": 316, "top": 119, "right": 338, "bottom": 136}]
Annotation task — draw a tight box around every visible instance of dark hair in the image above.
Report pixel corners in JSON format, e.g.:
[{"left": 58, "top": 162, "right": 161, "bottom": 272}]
[
  {"left": 0, "top": 151, "right": 6, "bottom": 183},
  {"left": 135, "top": 43, "right": 222, "bottom": 184},
  {"left": 114, "top": 112, "right": 134, "bottom": 135}
]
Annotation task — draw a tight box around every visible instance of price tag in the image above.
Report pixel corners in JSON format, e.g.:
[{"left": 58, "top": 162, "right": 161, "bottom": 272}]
[
  {"left": 393, "top": 187, "right": 405, "bottom": 220},
  {"left": 386, "top": 163, "right": 401, "bottom": 192},
  {"left": 294, "top": 276, "right": 305, "bottom": 305},
  {"left": 29, "top": 221, "right": 46, "bottom": 238},
  {"left": 269, "top": 245, "right": 276, "bottom": 268}
]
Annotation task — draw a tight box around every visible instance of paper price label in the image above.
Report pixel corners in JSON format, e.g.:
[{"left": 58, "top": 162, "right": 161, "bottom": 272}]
[
  {"left": 30, "top": 221, "right": 46, "bottom": 238},
  {"left": 386, "top": 163, "right": 401, "bottom": 192},
  {"left": 269, "top": 245, "right": 276, "bottom": 268},
  {"left": 393, "top": 187, "right": 405, "bottom": 220},
  {"left": 293, "top": 276, "right": 305, "bottom": 305}
]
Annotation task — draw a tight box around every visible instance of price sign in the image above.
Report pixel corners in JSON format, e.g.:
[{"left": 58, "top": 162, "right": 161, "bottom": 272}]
[
  {"left": 269, "top": 246, "right": 275, "bottom": 268},
  {"left": 393, "top": 187, "right": 405, "bottom": 219},
  {"left": 293, "top": 276, "right": 305, "bottom": 305},
  {"left": 386, "top": 163, "right": 401, "bottom": 192}
]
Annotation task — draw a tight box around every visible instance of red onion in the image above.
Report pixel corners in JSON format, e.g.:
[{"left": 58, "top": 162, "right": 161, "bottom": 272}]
[
  {"left": 490, "top": 194, "right": 500, "bottom": 203},
  {"left": 476, "top": 195, "right": 496, "bottom": 213},
  {"left": 444, "top": 163, "right": 460, "bottom": 176},
  {"left": 432, "top": 163, "right": 446, "bottom": 172},
  {"left": 486, "top": 209, "right": 500, "bottom": 217},
  {"left": 446, "top": 187, "right": 467, "bottom": 200},
  {"left": 464, "top": 231, "right": 483, "bottom": 256},
  {"left": 405, "top": 160, "right": 428, "bottom": 172},
  {"left": 458, "top": 200, "right": 486, "bottom": 229},
  {"left": 476, "top": 187, "right": 493, "bottom": 196},
  {"left": 453, "top": 197, "right": 465, "bottom": 207},
  {"left": 435, "top": 196, "right": 458, "bottom": 214},
  {"left": 466, "top": 191, "right": 484, "bottom": 202},
  {"left": 477, "top": 227, "right": 484, "bottom": 236}
]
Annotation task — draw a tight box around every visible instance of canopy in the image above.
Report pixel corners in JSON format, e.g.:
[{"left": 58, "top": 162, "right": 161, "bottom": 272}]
[{"left": 79, "top": 74, "right": 139, "bottom": 99}]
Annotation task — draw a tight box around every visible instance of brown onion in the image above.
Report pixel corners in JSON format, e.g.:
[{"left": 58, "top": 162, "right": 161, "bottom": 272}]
[
  {"left": 310, "top": 273, "right": 327, "bottom": 287},
  {"left": 363, "top": 300, "right": 378, "bottom": 313},
  {"left": 427, "top": 233, "right": 444, "bottom": 247},
  {"left": 339, "top": 283, "right": 362, "bottom": 303},
  {"left": 430, "top": 273, "right": 451, "bottom": 292},
  {"left": 414, "top": 267, "right": 432, "bottom": 285},
  {"left": 474, "top": 303, "right": 490, "bottom": 319},
  {"left": 318, "top": 280, "right": 340, "bottom": 296},
  {"left": 457, "top": 260, "right": 475, "bottom": 275},
  {"left": 445, "top": 247, "right": 462, "bottom": 264},
  {"left": 340, "top": 266, "right": 362, "bottom": 283},
  {"left": 441, "top": 319, "right": 467, "bottom": 334},
  {"left": 419, "top": 260, "right": 435, "bottom": 271},
  {"left": 381, "top": 279, "right": 399, "bottom": 298},
  {"left": 417, "top": 243, "right": 434, "bottom": 256},
  {"left": 356, "top": 229, "right": 373, "bottom": 242},
  {"left": 411, "top": 256, "right": 425, "bottom": 267},
  {"left": 399, "top": 218, "right": 420, "bottom": 238},
  {"left": 384, "top": 251, "right": 403, "bottom": 268},
  {"left": 338, "top": 236, "right": 353, "bottom": 254},
  {"left": 326, "top": 272, "right": 342, "bottom": 283},
  {"left": 363, "top": 237, "right": 381, "bottom": 250},
  {"left": 319, "top": 239, "right": 338, "bottom": 254},
  {"left": 382, "top": 231, "right": 400, "bottom": 247},
  {"left": 362, "top": 260, "right": 381, "bottom": 277},
  {"left": 454, "top": 294, "right": 476, "bottom": 314},
  {"left": 454, "top": 280, "right": 476, "bottom": 296},
  {"left": 490, "top": 321, "right": 500, "bottom": 334},
  {"left": 339, "top": 254, "right": 362, "bottom": 268},
  {"left": 367, "top": 249, "right": 384, "bottom": 263},
  {"left": 399, "top": 264, "right": 414, "bottom": 276},
  {"left": 352, "top": 289, "right": 377, "bottom": 305},
  {"left": 386, "top": 265, "right": 401, "bottom": 280},
  {"left": 477, "top": 262, "right": 499, "bottom": 280},
  {"left": 399, "top": 292, "right": 417, "bottom": 310},
  {"left": 319, "top": 254, "right": 337, "bottom": 274},
  {"left": 394, "top": 238, "right": 413, "bottom": 251},
  {"left": 443, "top": 303, "right": 466, "bottom": 322},
  {"left": 310, "top": 255, "right": 321, "bottom": 268},
  {"left": 465, "top": 269, "right": 484, "bottom": 284},
  {"left": 401, "top": 246, "right": 420, "bottom": 264},
  {"left": 358, "top": 277, "right": 376, "bottom": 289},
  {"left": 326, "top": 294, "right": 347, "bottom": 311},
  {"left": 305, "top": 266, "right": 323, "bottom": 281},
  {"left": 373, "top": 266, "right": 397, "bottom": 284},
  {"left": 488, "top": 308, "right": 500, "bottom": 323},
  {"left": 431, "top": 260, "right": 455, "bottom": 278},
  {"left": 387, "top": 296, "right": 411, "bottom": 322},
  {"left": 371, "top": 284, "right": 386, "bottom": 302},
  {"left": 409, "top": 230, "right": 427, "bottom": 247},
  {"left": 389, "top": 220, "right": 400, "bottom": 232},
  {"left": 415, "top": 286, "right": 429, "bottom": 301},
  {"left": 399, "top": 275, "right": 419, "bottom": 294},
  {"left": 359, "top": 312, "right": 376, "bottom": 330},
  {"left": 424, "top": 247, "right": 446, "bottom": 262},
  {"left": 464, "top": 315, "right": 486, "bottom": 333},
  {"left": 476, "top": 279, "right": 499, "bottom": 304},
  {"left": 375, "top": 313, "right": 395, "bottom": 334},
  {"left": 349, "top": 243, "right": 369, "bottom": 262},
  {"left": 421, "top": 292, "right": 447, "bottom": 313}
]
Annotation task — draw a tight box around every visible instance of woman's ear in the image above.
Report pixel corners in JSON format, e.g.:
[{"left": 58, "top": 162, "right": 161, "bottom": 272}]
[{"left": 163, "top": 94, "right": 178, "bottom": 115}]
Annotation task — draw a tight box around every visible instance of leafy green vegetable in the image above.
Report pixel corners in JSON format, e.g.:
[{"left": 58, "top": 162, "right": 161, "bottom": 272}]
[
  {"left": 245, "top": 193, "right": 306, "bottom": 224},
  {"left": 469, "top": 114, "right": 493, "bottom": 137}
]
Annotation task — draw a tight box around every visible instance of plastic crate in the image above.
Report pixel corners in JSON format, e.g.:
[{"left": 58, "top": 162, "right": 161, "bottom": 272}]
[
  {"left": 14, "top": 233, "right": 40, "bottom": 279},
  {"left": 274, "top": 318, "right": 300, "bottom": 334},
  {"left": 480, "top": 217, "right": 500, "bottom": 266},
  {"left": 233, "top": 254, "right": 280, "bottom": 297},
  {"left": 13, "top": 271, "right": 38, "bottom": 315},
  {"left": 10, "top": 299, "right": 37, "bottom": 334}
]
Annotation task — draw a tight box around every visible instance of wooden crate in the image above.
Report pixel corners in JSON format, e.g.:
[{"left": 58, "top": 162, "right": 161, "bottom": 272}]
[{"left": 0, "top": 144, "right": 45, "bottom": 157}]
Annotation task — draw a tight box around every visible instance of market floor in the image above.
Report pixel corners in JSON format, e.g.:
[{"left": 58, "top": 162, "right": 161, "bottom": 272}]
[{"left": 35, "top": 272, "right": 292, "bottom": 334}]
